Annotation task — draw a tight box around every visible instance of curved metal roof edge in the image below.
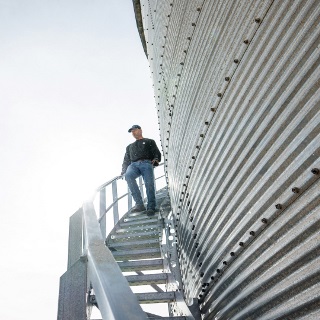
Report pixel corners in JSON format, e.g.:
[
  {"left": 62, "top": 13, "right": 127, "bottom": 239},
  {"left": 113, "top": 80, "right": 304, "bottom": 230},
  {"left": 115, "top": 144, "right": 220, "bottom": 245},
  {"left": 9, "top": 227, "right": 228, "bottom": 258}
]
[{"left": 132, "top": 0, "right": 147, "bottom": 57}]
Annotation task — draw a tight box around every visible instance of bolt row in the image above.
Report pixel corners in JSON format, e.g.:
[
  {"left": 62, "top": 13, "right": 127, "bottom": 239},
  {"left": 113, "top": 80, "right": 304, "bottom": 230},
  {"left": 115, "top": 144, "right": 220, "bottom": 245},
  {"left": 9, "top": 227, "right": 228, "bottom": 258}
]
[{"left": 196, "top": 167, "right": 319, "bottom": 301}]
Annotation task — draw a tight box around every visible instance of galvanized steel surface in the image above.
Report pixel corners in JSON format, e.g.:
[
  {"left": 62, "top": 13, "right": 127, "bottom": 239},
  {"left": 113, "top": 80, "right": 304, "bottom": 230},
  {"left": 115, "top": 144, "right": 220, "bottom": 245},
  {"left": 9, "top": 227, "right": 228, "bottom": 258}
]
[{"left": 140, "top": 0, "right": 320, "bottom": 319}]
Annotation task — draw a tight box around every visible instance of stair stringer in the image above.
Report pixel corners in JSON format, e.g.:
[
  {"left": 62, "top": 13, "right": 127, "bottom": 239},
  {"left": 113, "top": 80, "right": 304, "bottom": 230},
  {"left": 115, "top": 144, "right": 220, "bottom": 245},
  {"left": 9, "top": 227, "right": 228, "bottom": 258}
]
[{"left": 160, "top": 197, "right": 201, "bottom": 320}]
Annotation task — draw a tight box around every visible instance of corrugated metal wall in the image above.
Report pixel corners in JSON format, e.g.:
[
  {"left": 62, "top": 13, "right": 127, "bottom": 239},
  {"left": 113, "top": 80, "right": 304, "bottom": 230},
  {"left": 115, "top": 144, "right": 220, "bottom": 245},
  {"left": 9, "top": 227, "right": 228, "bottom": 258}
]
[{"left": 139, "top": 0, "right": 320, "bottom": 318}]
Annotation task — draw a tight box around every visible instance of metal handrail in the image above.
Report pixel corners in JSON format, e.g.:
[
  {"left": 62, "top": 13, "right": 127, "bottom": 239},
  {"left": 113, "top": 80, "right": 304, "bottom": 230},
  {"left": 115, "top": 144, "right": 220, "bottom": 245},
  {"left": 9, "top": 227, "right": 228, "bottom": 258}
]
[
  {"left": 97, "top": 172, "right": 165, "bottom": 223},
  {"left": 82, "top": 202, "right": 147, "bottom": 320},
  {"left": 82, "top": 164, "right": 165, "bottom": 318},
  {"left": 95, "top": 163, "right": 165, "bottom": 238}
]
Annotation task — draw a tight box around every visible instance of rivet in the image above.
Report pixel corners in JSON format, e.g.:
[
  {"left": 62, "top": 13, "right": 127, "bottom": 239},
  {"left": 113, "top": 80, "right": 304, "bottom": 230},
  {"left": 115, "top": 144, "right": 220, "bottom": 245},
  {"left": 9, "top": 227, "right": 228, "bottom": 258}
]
[
  {"left": 211, "top": 276, "right": 214, "bottom": 280},
  {"left": 199, "top": 294, "right": 203, "bottom": 298},
  {"left": 183, "top": 50, "right": 187, "bottom": 53},
  {"left": 200, "top": 134, "right": 204, "bottom": 137},
  {"left": 190, "top": 217, "right": 193, "bottom": 222},
  {"left": 200, "top": 272, "right": 204, "bottom": 277},
  {"left": 189, "top": 166, "right": 192, "bottom": 169},
  {"left": 195, "top": 242, "right": 199, "bottom": 248},
  {"left": 234, "top": 59, "right": 239, "bottom": 63},
  {"left": 197, "top": 252, "right": 201, "bottom": 257},
  {"left": 202, "top": 283, "right": 206, "bottom": 288},
  {"left": 197, "top": 8, "right": 201, "bottom": 11},
  {"left": 177, "top": 74, "right": 181, "bottom": 76},
  {"left": 223, "top": 261, "right": 227, "bottom": 265},
  {"left": 170, "top": 3, "right": 173, "bottom": 6},
  {"left": 180, "top": 62, "right": 184, "bottom": 65},
  {"left": 168, "top": 15, "right": 170, "bottom": 17},
  {"left": 202, "top": 289, "right": 206, "bottom": 292},
  {"left": 230, "top": 252, "right": 235, "bottom": 256},
  {"left": 216, "top": 269, "right": 220, "bottom": 273},
  {"left": 205, "top": 121, "right": 209, "bottom": 125},
  {"left": 261, "top": 218, "right": 268, "bottom": 224},
  {"left": 160, "top": 64, "right": 162, "bottom": 66},
  {"left": 217, "top": 93, "right": 222, "bottom": 97},
  {"left": 187, "top": 37, "right": 191, "bottom": 40},
  {"left": 255, "top": 18, "right": 261, "bottom": 23},
  {"left": 186, "top": 175, "right": 189, "bottom": 178},
  {"left": 292, "top": 187, "right": 300, "bottom": 193},
  {"left": 211, "top": 108, "right": 216, "bottom": 112},
  {"left": 192, "top": 156, "right": 195, "bottom": 159},
  {"left": 239, "top": 242, "right": 244, "bottom": 246},
  {"left": 275, "top": 203, "right": 283, "bottom": 209},
  {"left": 249, "top": 231, "right": 255, "bottom": 236},
  {"left": 311, "top": 168, "right": 319, "bottom": 174},
  {"left": 193, "top": 234, "right": 197, "bottom": 239},
  {"left": 192, "top": 225, "right": 195, "bottom": 230},
  {"left": 225, "top": 77, "right": 230, "bottom": 81},
  {"left": 192, "top": 23, "right": 196, "bottom": 26},
  {"left": 244, "top": 39, "right": 249, "bottom": 44}
]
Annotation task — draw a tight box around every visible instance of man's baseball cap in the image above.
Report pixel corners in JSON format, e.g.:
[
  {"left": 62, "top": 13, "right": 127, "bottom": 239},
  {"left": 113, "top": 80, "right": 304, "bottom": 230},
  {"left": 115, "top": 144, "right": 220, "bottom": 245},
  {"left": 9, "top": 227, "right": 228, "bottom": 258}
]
[{"left": 128, "top": 125, "right": 141, "bottom": 132}]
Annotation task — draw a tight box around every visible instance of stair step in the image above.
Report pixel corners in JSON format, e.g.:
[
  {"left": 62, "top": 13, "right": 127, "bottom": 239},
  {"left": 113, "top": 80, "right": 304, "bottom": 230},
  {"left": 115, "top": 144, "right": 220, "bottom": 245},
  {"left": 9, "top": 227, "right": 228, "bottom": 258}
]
[
  {"left": 147, "top": 317, "right": 186, "bottom": 320},
  {"left": 124, "top": 214, "right": 157, "bottom": 222},
  {"left": 127, "top": 210, "right": 150, "bottom": 217},
  {"left": 126, "top": 273, "right": 167, "bottom": 285},
  {"left": 108, "top": 238, "right": 160, "bottom": 249},
  {"left": 118, "top": 259, "right": 164, "bottom": 271},
  {"left": 110, "top": 229, "right": 160, "bottom": 240},
  {"left": 116, "top": 223, "right": 160, "bottom": 233},
  {"left": 136, "top": 292, "right": 175, "bottom": 304},
  {"left": 112, "top": 248, "right": 161, "bottom": 260},
  {"left": 119, "top": 217, "right": 159, "bottom": 227}
]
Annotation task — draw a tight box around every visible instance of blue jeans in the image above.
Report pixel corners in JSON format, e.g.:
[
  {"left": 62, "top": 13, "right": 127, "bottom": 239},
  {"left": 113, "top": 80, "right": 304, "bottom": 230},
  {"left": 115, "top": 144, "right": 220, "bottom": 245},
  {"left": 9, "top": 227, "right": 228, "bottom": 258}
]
[{"left": 125, "top": 160, "right": 156, "bottom": 210}]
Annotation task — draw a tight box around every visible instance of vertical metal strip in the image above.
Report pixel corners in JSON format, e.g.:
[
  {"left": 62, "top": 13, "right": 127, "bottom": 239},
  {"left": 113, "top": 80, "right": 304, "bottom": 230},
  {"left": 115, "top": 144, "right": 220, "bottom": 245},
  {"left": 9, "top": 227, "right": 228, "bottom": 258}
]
[
  {"left": 128, "top": 187, "right": 133, "bottom": 210},
  {"left": 139, "top": 176, "right": 145, "bottom": 201},
  {"left": 67, "top": 209, "right": 84, "bottom": 269},
  {"left": 112, "top": 180, "right": 119, "bottom": 224}
]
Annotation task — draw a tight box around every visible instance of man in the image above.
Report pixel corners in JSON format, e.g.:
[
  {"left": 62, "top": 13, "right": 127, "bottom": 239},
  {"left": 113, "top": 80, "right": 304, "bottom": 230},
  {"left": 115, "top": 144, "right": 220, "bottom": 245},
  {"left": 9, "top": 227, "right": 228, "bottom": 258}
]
[{"left": 121, "top": 125, "right": 162, "bottom": 216}]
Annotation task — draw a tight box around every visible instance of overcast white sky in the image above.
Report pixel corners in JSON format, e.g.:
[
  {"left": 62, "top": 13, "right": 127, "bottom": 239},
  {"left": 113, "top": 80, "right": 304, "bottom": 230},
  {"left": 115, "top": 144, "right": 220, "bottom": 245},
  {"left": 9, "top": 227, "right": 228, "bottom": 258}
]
[{"left": 0, "top": 1, "right": 161, "bottom": 318}]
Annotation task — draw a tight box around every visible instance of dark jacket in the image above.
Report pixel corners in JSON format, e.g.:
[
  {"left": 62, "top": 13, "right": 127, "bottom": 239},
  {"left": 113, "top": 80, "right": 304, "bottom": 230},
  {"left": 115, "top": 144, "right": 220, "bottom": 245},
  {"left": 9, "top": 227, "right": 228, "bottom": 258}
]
[{"left": 121, "top": 138, "right": 161, "bottom": 174}]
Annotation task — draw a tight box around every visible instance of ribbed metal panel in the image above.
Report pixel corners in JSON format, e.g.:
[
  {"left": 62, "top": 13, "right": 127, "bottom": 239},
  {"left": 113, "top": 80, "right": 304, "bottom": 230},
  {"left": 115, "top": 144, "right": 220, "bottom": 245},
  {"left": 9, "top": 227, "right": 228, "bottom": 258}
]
[{"left": 141, "top": 0, "right": 320, "bottom": 318}]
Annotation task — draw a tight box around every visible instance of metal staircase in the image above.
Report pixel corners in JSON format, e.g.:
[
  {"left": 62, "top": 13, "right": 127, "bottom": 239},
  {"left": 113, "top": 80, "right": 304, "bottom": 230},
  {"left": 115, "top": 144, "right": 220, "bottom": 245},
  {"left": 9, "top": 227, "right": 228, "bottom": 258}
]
[
  {"left": 58, "top": 166, "right": 200, "bottom": 319},
  {"left": 104, "top": 188, "right": 194, "bottom": 319}
]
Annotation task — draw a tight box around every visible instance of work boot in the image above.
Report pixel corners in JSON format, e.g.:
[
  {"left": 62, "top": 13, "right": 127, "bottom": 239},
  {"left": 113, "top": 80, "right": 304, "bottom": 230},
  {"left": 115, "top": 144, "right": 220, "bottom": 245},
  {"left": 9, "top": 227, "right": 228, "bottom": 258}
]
[
  {"left": 146, "top": 209, "right": 155, "bottom": 217},
  {"left": 131, "top": 204, "right": 146, "bottom": 213}
]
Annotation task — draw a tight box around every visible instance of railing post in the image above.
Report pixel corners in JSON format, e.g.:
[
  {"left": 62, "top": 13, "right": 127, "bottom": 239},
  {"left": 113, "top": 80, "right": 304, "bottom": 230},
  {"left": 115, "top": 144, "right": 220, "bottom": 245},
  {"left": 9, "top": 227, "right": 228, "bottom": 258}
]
[
  {"left": 112, "top": 180, "right": 119, "bottom": 225},
  {"left": 128, "top": 187, "right": 132, "bottom": 211},
  {"left": 99, "top": 188, "right": 106, "bottom": 238},
  {"left": 139, "top": 176, "right": 145, "bottom": 201},
  {"left": 67, "top": 209, "right": 84, "bottom": 269}
]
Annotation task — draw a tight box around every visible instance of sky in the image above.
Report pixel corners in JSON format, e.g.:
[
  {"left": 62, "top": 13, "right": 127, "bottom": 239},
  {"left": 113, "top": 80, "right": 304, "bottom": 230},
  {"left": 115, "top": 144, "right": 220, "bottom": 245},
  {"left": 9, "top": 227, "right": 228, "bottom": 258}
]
[{"left": 0, "top": 1, "right": 161, "bottom": 318}]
